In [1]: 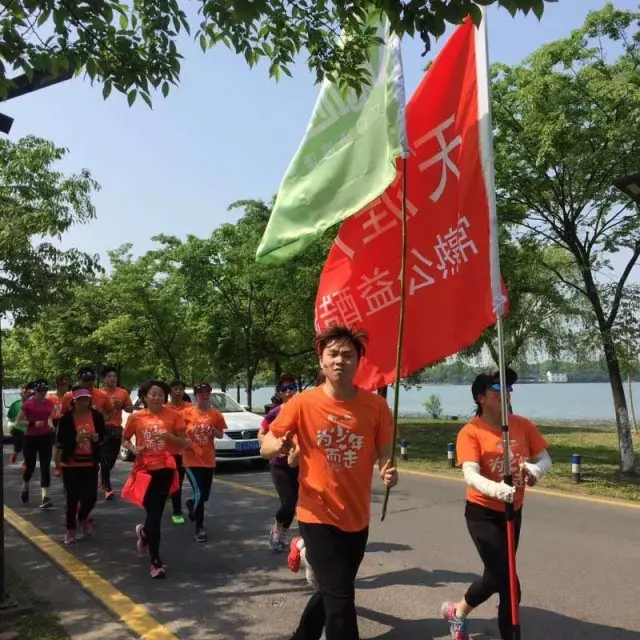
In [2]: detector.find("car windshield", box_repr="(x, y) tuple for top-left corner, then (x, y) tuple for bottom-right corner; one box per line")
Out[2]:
(210, 392), (244, 413)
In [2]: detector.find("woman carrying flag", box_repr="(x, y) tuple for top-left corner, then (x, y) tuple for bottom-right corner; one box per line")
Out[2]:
(441, 368), (552, 640)
(182, 381), (227, 542)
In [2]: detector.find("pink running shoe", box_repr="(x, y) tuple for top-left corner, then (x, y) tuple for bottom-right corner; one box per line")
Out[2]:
(441, 602), (469, 640)
(80, 519), (94, 538)
(149, 561), (166, 579)
(64, 529), (76, 546)
(135, 524), (148, 554)
(288, 536), (302, 573)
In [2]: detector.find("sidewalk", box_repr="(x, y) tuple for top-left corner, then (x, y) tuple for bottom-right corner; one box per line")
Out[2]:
(4, 525), (135, 640)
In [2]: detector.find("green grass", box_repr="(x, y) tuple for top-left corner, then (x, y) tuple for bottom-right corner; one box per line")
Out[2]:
(395, 418), (640, 502)
(1, 567), (69, 640)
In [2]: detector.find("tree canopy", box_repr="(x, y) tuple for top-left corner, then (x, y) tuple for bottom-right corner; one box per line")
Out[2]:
(0, 0), (557, 103)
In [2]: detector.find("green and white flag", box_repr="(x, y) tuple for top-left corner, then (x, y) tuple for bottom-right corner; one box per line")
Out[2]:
(256, 13), (407, 264)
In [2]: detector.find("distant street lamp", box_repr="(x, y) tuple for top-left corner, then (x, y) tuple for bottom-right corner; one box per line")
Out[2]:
(613, 172), (640, 204)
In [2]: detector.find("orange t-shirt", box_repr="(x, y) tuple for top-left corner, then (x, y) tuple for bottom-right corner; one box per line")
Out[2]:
(103, 387), (133, 427)
(182, 405), (227, 468)
(270, 386), (393, 532)
(47, 393), (64, 420)
(61, 388), (112, 416)
(61, 411), (96, 468)
(456, 414), (549, 512)
(123, 408), (186, 470)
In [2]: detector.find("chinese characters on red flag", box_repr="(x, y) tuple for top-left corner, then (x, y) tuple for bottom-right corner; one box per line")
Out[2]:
(314, 19), (508, 391)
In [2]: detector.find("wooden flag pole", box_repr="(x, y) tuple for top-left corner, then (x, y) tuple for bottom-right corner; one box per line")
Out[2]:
(380, 157), (408, 522)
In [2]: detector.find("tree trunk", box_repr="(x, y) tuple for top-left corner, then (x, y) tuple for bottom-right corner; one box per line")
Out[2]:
(628, 373), (638, 434)
(220, 381), (227, 393)
(246, 372), (254, 411)
(236, 384), (241, 403)
(274, 360), (282, 385)
(377, 386), (389, 399)
(603, 346), (635, 473)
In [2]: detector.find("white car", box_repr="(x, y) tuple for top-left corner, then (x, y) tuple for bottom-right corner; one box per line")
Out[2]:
(119, 389), (264, 464)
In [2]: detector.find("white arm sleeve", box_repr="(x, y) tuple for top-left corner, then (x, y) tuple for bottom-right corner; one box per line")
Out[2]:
(523, 449), (552, 480)
(462, 462), (516, 503)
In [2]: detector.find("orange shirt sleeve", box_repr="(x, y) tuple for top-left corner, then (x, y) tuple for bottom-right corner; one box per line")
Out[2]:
(123, 413), (137, 441)
(456, 423), (480, 465)
(215, 410), (227, 431)
(525, 419), (549, 457)
(270, 398), (299, 439)
(172, 412), (186, 434)
(374, 398), (394, 451)
(61, 392), (73, 414)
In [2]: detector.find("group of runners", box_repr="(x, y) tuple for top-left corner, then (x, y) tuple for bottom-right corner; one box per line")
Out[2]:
(8, 323), (553, 640)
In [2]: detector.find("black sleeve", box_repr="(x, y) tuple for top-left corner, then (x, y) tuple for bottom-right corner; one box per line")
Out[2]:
(56, 413), (77, 462)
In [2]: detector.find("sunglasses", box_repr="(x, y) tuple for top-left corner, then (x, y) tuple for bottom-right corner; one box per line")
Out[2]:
(490, 383), (513, 393)
(280, 384), (297, 393)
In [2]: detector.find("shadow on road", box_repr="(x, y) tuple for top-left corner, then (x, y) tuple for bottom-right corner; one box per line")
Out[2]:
(358, 567), (477, 590)
(365, 542), (413, 553)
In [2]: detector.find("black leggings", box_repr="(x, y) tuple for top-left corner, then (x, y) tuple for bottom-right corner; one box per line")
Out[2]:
(11, 429), (24, 455)
(271, 464), (299, 529)
(170, 454), (185, 515)
(142, 468), (174, 563)
(293, 522), (369, 640)
(464, 502), (523, 640)
(62, 465), (98, 530)
(23, 432), (54, 487)
(99, 429), (122, 491)
(185, 467), (214, 528)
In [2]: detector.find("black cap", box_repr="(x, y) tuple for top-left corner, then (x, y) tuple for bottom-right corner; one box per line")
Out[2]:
(77, 365), (95, 379)
(194, 381), (212, 393)
(471, 367), (518, 402)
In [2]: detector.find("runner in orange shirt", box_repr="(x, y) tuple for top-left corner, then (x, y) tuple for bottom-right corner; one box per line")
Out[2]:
(441, 368), (552, 640)
(261, 324), (398, 640)
(61, 366), (115, 419)
(182, 381), (227, 542)
(166, 379), (191, 524)
(122, 380), (190, 579)
(100, 366), (134, 499)
(48, 375), (71, 478)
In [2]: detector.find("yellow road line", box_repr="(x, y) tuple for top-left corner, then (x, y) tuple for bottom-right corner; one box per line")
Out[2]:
(217, 469), (640, 511)
(398, 467), (640, 510)
(4, 507), (178, 640)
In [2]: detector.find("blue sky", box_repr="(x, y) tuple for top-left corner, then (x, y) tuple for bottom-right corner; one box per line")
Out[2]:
(6, 0), (636, 274)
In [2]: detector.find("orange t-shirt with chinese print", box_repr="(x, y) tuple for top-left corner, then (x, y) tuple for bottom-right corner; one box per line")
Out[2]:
(123, 408), (185, 470)
(456, 414), (549, 512)
(270, 385), (393, 532)
(103, 387), (133, 427)
(182, 406), (227, 468)
(47, 393), (64, 421)
(61, 411), (96, 468)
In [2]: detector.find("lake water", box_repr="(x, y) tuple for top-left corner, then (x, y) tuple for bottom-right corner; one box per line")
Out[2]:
(3, 382), (635, 424)
(239, 382), (639, 423)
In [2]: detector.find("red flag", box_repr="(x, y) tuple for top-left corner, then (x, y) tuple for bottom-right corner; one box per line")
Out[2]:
(314, 19), (507, 391)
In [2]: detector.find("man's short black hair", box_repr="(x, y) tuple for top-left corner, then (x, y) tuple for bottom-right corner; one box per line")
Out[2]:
(77, 365), (96, 379)
(102, 365), (118, 377)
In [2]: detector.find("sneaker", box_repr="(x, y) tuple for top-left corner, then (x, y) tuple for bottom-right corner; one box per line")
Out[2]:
(301, 547), (317, 588)
(278, 528), (289, 552)
(20, 487), (29, 504)
(135, 524), (149, 554)
(10, 454), (17, 464)
(39, 497), (53, 509)
(287, 536), (302, 573)
(195, 527), (208, 543)
(105, 490), (115, 501)
(269, 524), (283, 552)
(441, 602), (469, 640)
(54, 468), (62, 478)
(185, 498), (195, 522)
(80, 519), (94, 538)
(172, 513), (185, 525)
(149, 560), (166, 579)
(20, 463), (26, 471)
(64, 529), (76, 545)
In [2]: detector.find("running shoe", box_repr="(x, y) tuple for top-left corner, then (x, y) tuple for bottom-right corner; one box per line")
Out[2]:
(185, 498), (195, 522)
(300, 547), (317, 589)
(171, 513), (185, 525)
(195, 527), (208, 543)
(269, 524), (282, 552)
(80, 519), (94, 538)
(20, 463), (26, 471)
(54, 468), (62, 478)
(20, 487), (29, 504)
(287, 536), (302, 573)
(105, 490), (115, 501)
(149, 560), (166, 579)
(441, 602), (469, 640)
(9, 454), (17, 464)
(39, 497), (53, 509)
(278, 528), (290, 552)
(64, 529), (76, 545)
(135, 524), (149, 554)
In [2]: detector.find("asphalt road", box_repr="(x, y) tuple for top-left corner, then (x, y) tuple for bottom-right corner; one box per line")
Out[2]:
(4, 456), (640, 640)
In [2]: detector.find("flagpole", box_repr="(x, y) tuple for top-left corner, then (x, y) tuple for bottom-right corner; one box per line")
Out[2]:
(477, 6), (521, 638)
(380, 157), (407, 522)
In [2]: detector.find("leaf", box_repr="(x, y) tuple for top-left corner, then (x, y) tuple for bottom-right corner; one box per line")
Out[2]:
(161, 81), (169, 97)
(127, 89), (136, 106)
(120, 13), (128, 29)
(102, 82), (112, 99)
(199, 33), (207, 52)
(141, 92), (153, 109)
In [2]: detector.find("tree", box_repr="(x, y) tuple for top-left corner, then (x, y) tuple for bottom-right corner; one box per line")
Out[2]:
(0, 1), (557, 103)
(491, 3), (640, 472)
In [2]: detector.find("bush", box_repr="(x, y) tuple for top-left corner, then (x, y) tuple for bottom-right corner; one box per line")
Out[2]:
(423, 394), (443, 419)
